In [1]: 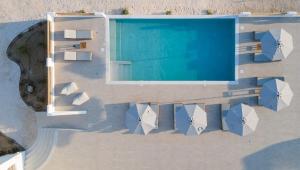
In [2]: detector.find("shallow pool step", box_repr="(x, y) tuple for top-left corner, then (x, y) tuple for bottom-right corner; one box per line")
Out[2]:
(119, 64), (132, 80)
(111, 60), (132, 65)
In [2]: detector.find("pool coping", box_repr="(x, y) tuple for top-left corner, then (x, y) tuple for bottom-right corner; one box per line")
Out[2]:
(105, 15), (239, 85)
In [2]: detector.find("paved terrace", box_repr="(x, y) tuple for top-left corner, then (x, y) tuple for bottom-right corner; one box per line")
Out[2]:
(38, 16), (300, 170)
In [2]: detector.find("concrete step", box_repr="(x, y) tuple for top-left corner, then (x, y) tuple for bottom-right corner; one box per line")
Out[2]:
(24, 128), (57, 170)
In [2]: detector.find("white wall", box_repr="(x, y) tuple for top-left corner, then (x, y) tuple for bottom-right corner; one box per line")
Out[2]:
(0, 152), (24, 170)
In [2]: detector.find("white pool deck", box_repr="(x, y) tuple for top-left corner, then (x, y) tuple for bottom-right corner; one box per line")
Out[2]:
(38, 15), (300, 170)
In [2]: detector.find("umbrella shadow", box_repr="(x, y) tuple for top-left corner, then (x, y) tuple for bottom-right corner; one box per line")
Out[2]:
(91, 103), (129, 133)
(227, 77), (257, 91)
(238, 53), (254, 65)
(239, 31), (255, 43)
(152, 104), (175, 133)
(229, 96), (259, 106)
(203, 104), (222, 132)
(243, 138), (300, 170)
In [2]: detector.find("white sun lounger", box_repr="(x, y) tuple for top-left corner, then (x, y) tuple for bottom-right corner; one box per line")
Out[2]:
(72, 92), (90, 105)
(64, 51), (92, 61)
(64, 29), (93, 39)
(60, 82), (78, 95)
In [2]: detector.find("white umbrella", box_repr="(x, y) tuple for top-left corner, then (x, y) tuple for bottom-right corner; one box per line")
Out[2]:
(225, 103), (259, 136)
(260, 28), (293, 61)
(175, 104), (207, 136)
(260, 79), (293, 111)
(125, 103), (157, 135)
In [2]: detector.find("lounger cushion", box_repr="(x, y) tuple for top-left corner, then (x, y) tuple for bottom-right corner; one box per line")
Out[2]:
(64, 30), (76, 39)
(64, 51), (77, 60)
(60, 82), (78, 95)
(64, 29), (93, 39)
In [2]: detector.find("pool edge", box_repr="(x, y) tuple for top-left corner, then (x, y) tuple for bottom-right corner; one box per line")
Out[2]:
(106, 15), (239, 85)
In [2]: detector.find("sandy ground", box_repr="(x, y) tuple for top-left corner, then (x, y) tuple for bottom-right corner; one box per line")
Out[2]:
(0, 0), (299, 165)
(0, 20), (38, 148)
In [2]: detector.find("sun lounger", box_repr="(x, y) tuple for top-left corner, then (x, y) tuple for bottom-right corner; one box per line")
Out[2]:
(60, 82), (78, 95)
(254, 31), (265, 41)
(64, 29), (93, 39)
(256, 76), (285, 86)
(64, 51), (92, 61)
(150, 104), (159, 129)
(224, 90), (253, 97)
(254, 53), (271, 62)
(76, 51), (92, 61)
(173, 104), (183, 130)
(221, 103), (230, 131)
(64, 51), (76, 60)
(72, 92), (90, 105)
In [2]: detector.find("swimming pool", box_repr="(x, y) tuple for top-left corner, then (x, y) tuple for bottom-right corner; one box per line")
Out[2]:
(108, 17), (237, 83)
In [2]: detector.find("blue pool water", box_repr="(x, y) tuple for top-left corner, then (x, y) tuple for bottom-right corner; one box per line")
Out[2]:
(110, 18), (236, 81)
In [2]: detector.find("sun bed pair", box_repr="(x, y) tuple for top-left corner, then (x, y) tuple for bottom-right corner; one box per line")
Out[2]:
(221, 103), (230, 131)
(60, 82), (90, 106)
(64, 29), (93, 40)
(64, 51), (92, 61)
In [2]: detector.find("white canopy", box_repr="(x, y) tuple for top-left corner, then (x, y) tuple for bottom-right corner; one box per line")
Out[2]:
(125, 103), (158, 135)
(225, 103), (259, 136)
(260, 79), (293, 111)
(175, 104), (207, 136)
(260, 29), (293, 61)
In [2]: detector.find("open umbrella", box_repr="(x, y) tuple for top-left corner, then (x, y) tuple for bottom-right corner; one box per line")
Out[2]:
(125, 103), (157, 135)
(225, 103), (259, 136)
(175, 104), (207, 136)
(260, 28), (293, 61)
(260, 79), (293, 111)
